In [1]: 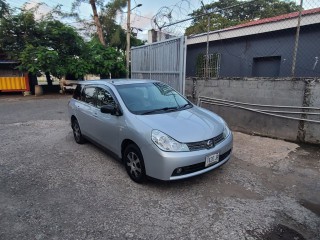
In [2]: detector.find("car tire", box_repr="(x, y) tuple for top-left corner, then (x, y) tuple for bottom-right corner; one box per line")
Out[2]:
(123, 144), (146, 183)
(72, 118), (86, 144)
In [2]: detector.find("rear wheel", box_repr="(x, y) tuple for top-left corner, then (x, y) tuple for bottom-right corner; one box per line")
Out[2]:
(123, 144), (146, 183)
(72, 118), (86, 144)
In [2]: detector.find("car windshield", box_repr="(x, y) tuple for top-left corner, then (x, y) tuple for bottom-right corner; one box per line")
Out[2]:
(116, 82), (192, 115)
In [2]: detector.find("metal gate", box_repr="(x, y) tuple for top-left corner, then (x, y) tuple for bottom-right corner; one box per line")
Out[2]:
(131, 36), (186, 94)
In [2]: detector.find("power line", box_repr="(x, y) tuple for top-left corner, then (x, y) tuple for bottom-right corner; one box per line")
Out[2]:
(160, 0), (256, 29)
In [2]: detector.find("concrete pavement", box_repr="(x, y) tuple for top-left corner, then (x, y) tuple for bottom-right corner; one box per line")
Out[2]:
(0, 94), (319, 239)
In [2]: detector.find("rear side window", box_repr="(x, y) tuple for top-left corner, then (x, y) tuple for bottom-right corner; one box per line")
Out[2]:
(81, 87), (96, 105)
(73, 84), (82, 100)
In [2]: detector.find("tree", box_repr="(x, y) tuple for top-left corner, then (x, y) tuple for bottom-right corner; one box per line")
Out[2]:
(99, 0), (126, 48)
(0, 0), (10, 19)
(72, 0), (127, 46)
(0, 9), (91, 83)
(87, 38), (126, 78)
(0, 11), (39, 59)
(16, 19), (90, 83)
(72, 0), (144, 49)
(72, 0), (109, 46)
(99, 1), (144, 50)
(89, 0), (106, 46)
(185, 0), (300, 35)
(0, 2), (131, 82)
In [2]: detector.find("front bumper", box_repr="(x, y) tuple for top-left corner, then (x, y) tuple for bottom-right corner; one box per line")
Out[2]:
(141, 132), (233, 181)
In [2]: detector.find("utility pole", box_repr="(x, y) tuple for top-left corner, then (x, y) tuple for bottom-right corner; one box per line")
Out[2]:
(126, 0), (131, 78)
(291, 0), (304, 78)
(205, 15), (210, 80)
(201, 1), (210, 80)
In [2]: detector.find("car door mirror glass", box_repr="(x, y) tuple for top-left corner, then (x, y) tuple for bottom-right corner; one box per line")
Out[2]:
(101, 105), (116, 114)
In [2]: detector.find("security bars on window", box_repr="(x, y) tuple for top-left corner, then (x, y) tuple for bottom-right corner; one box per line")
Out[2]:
(196, 53), (221, 79)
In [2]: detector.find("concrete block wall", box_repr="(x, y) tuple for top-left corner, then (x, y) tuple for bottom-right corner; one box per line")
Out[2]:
(185, 78), (320, 144)
(306, 80), (320, 143)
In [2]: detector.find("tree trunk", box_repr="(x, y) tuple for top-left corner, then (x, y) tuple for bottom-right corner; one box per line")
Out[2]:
(90, 0), (106, 46)
(45, 72), (52, 86)
(28, 73), (38, 95)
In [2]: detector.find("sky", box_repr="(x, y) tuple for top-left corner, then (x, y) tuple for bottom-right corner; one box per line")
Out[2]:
(7, 0), (312, 40)
(8, 0), (205, 40)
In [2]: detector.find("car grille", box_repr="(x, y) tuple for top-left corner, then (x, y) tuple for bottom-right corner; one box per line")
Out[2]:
(186, 133), (224, 151)
(172, 149), (232, 177)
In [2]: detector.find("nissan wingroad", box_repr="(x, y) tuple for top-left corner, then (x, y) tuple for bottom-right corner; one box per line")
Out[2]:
(68, 79), (233, 183)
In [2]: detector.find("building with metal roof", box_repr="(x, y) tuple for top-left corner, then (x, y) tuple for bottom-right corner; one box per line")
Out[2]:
(186, 8), (320, 78)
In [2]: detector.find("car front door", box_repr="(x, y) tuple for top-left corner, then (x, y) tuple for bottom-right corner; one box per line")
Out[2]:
(92, 86), (121, 153)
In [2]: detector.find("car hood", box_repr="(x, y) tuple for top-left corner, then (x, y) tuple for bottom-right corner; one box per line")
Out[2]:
(135, 107), (224, 143)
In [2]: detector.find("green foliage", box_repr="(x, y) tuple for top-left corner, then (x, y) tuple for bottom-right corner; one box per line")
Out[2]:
(185, 0), (300, 35)
(100, 16), (144, 49)
(71, 0), (144, 50)
(87, 38), (126, 77)
(103, 0), (127, 19)
(99, 0), (145, 50)
(0, 1), (135, 80)
(0, 11), (39, 58)
(0, 0), (10, 19)
(66, 57), (92, 79)
(0, 11), (89, 79)
(18, 45), (61, 75)
(38, 20), (86, 58)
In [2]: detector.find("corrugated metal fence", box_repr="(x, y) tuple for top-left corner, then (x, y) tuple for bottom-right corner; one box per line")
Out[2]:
(0, 76), (29, 92)
(131, 36), (186, 94)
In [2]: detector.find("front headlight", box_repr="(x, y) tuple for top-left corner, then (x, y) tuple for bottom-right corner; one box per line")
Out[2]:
(151, 130), (189, 152)
(223, 125), (231, 139)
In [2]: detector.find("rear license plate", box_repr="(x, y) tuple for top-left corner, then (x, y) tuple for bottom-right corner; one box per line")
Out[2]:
(205, 153), (219, 167)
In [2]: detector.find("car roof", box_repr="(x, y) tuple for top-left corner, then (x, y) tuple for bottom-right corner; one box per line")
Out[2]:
(78, 79), (159, 86)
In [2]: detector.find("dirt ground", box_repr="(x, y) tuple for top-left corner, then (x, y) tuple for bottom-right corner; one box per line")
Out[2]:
(0, 94), (319, 240)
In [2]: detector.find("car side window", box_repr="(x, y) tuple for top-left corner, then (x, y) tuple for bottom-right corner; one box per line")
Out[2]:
(73, 84), (82, 100)
(82, 87), (95, 106)
(96, 87), (116, 109)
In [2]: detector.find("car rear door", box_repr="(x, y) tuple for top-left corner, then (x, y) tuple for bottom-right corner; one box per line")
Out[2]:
(75, 86), (97, 140)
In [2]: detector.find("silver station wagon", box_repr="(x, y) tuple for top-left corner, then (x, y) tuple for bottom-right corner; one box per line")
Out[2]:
(68, 79), (233, 183)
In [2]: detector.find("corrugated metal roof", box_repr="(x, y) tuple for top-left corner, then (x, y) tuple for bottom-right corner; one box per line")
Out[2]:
(187, 7), (320, 45)
(0, 60), (19, 64)
(227, 7), (320, 31)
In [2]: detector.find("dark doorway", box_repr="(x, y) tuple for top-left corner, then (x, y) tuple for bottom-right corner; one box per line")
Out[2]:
(252, 56), (281, 77)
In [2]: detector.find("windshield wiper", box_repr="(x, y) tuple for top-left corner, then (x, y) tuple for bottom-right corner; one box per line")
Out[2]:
(178, 103), (193, 109)
(142, 107), (178, 115)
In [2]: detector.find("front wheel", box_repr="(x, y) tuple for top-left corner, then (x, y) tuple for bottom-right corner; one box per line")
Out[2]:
(123, 144), (146, 183)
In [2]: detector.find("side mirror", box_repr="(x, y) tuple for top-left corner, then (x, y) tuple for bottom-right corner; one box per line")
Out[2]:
(100, 104), (122, 116)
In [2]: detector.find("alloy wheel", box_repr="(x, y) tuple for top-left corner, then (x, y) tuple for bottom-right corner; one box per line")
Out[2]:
(126, 151), (142, 178)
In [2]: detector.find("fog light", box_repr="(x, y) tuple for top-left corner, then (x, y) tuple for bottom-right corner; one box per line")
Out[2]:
(176, 168), (183, 174)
